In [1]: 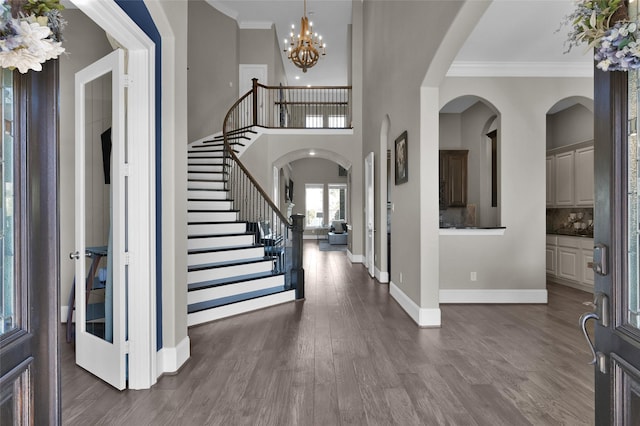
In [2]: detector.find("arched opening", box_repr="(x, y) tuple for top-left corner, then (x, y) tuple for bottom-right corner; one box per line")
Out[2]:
(439, 95), (500, 228)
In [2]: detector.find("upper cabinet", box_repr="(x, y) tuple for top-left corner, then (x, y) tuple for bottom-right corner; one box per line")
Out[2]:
(574, 146), (595, 206)
(555, 151), (575, 206)
(547, 142), (594, 208)
(440, 150), (468, 208)
(546, 155), (555, 207)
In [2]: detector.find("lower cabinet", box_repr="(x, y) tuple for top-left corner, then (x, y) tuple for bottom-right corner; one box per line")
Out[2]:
(546, 235), (594, 292)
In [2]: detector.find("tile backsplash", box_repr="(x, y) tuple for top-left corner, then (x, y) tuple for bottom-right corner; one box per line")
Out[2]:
(546, 207), (594, 235)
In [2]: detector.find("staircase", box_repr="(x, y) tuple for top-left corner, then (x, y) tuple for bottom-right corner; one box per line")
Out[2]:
(186, 132), (295, 327)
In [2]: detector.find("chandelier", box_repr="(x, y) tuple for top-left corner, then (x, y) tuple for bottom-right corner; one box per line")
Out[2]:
(283, 0), (326, 73)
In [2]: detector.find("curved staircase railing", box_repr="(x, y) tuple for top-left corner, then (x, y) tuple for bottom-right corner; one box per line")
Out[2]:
(222, 79), (352, 300)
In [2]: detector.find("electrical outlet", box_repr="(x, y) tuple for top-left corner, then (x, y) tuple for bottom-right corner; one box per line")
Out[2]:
(470, 271), (477, 281)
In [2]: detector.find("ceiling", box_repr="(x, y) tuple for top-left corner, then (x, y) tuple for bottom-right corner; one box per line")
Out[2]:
(210, 0), (592, 87)
(208, 0), (352, 87)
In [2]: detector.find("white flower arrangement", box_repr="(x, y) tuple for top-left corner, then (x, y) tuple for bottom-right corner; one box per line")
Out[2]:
(562, 0), (640, 71)
(0, 0), (65, 74)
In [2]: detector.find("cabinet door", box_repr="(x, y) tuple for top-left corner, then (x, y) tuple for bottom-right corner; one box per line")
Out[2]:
(555, 151), (575, 206)
(439, 150), (468, 208)
(546, 245), (557, 276)
(558, 246), (580, 281)
(582, 248), (594, 286)
(575, 146), (594, 206)
(546, 155), (555, 207)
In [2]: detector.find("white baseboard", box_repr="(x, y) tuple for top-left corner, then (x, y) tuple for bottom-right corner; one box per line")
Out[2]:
(439, 289), (548, 304)
(375, 267), (389, 283)
(389, 281), (441, 327)
(348, 250), (364, 263)
(156, 335), (191, 377)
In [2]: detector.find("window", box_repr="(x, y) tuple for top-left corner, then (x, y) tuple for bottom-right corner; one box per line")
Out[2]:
(1, 68), (15, 336)
(305, 115), (323, 128)
(328, 184), (347, 221)
(328, 115), (346, 128)
(305, 184), (324, 227)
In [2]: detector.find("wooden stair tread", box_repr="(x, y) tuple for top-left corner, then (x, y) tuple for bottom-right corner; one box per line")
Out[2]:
(188, 270), (284, 292)
(187, 286), (288, 314)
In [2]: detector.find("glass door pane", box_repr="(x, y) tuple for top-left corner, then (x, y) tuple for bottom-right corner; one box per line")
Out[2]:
(0, 68), (15, 336)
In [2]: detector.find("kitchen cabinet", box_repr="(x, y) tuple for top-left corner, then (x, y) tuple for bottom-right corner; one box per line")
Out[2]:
(554, 151), (575, 206)
(546, 155), (555, 207)
(546, 235), (594, 292)
(574, 146), (595, 206)
(546, 142), (594, 208)
(439, 150), (468, 208)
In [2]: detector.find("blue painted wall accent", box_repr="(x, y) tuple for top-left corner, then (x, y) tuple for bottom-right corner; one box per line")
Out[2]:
(115, 0), (163, 351)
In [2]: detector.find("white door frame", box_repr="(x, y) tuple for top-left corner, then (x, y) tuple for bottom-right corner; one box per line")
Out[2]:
(365, 152), (375, 277)
(72, 0), (156, 389)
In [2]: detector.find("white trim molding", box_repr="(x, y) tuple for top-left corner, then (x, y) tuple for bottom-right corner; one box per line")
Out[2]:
(447, 61), (594, 78)
(390, 281), (441, 328)
(376, 267), (389, 283)
(439, 289), (548, 304)
(439, 227), (506, 236)
(348, 250), (363, 263)
(238, 20), (273, 30)
(156, 336), (190, 377)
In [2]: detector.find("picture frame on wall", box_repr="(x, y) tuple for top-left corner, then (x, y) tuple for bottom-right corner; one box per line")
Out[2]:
(395, 130), (408, 185)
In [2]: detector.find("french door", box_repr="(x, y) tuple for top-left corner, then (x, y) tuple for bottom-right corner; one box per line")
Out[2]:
(365, 152), (375, 277)
(583, 63), (640, 423)
(72, 49), (127, 390)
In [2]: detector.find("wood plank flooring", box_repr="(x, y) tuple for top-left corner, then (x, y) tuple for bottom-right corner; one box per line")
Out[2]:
(61, 240), (594, 425)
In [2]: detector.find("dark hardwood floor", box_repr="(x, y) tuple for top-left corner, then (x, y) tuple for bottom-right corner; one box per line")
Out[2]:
(61, 240), (594, 425)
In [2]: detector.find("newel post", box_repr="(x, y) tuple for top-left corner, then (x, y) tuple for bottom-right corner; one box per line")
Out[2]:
(252, 78), (258, 127)
(290, 214), (305, 300)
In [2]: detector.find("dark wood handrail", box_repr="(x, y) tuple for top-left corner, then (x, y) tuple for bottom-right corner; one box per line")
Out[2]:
(222, 90), (291, 227)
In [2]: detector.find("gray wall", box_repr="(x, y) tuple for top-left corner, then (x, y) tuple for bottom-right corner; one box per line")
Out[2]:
(59, 9), (114, 320)
(546, 104), (593, 149)
(362, 0), (464, 305)
(188, 1), (239, 141)
(239, 27), (287, 86)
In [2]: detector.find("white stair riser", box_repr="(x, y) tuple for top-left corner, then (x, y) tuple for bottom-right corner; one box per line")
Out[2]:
(187, 190), (229, 200)
(188, 164), (225, 173)
(188, 247), (264, 266)
(188, 172), (225, 181)
(188, 223), (246, 235)
(189, 157), (225, 165)
(188, 234), (254, 250)
(188, 275), (285, 305)
(187, 290), (295, 327)
(188, 211), (238, 223)
(188, 260), (273, 284)
(188, 151), (224, 158)
(188, 181), (225, 190)
(188, 200), (232, 210)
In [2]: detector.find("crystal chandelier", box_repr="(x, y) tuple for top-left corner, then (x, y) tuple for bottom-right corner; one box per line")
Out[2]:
(283, 0), (326, 73)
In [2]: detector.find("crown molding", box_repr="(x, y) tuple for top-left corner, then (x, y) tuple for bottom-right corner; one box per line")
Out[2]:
(447, 61), (594, 78)
(205, 0), (238, 20)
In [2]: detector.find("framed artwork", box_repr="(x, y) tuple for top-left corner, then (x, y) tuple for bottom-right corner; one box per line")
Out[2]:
(395, 130), (408, 185)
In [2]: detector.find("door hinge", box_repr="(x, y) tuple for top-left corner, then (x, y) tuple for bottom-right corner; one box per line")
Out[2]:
(123, 74), (131, 88)
(124, 341), (130, 354)
(124, 252), (130, 265)
(122, 164), (130, 177)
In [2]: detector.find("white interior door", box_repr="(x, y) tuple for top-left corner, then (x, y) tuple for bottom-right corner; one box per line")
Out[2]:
(73, 49), (127, 390)
(365, 152), (375, 277)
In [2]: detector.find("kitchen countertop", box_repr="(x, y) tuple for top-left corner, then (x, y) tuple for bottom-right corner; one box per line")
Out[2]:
(439, 226), (506, 236)
(547, 230), (593, 238)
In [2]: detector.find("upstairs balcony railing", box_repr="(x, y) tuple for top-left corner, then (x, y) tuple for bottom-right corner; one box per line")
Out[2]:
(226, 78), (353, 132)
(221, 80), (351, 299)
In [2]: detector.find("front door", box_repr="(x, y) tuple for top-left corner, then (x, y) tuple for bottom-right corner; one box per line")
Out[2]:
(72, 50), (127, 390)
(583, 66), (640, 423)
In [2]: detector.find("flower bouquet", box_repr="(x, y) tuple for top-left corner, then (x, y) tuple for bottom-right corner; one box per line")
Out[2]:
(0, 0), (65, 74)
(563, 0), (640, 71)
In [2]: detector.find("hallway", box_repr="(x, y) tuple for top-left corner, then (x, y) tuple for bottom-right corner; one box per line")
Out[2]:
(62, 240), (594, 425)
